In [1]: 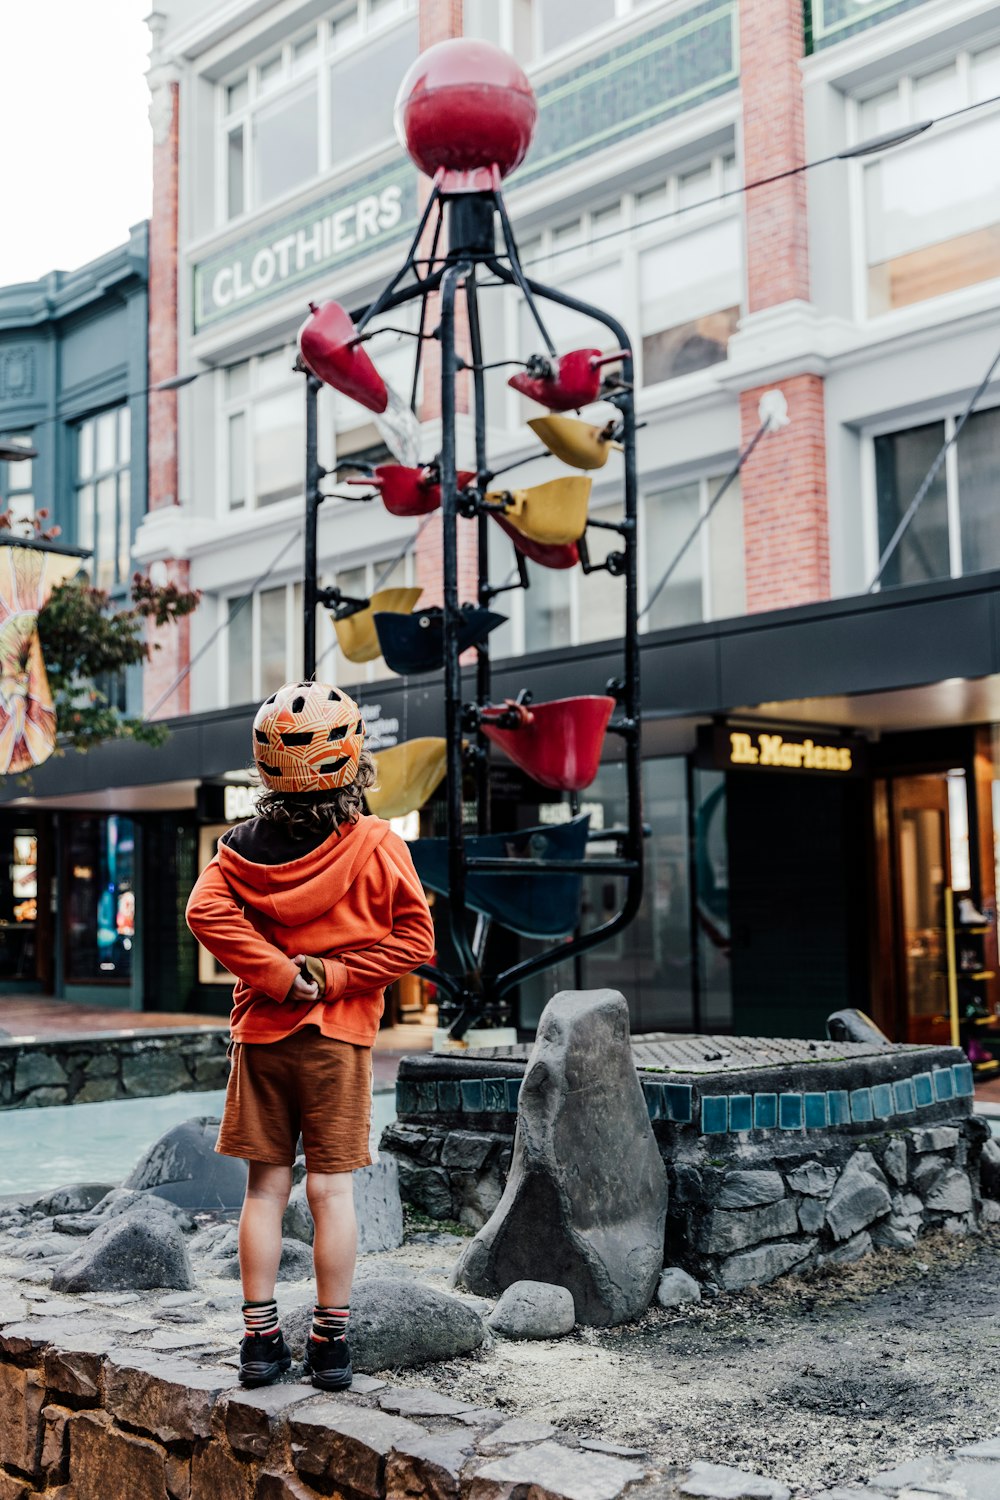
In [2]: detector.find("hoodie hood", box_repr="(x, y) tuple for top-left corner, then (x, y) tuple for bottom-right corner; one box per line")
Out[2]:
(218, 814), (391, 925)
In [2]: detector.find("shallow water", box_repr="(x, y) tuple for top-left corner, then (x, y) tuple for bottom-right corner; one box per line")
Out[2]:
(0, 1088), (397, 1196)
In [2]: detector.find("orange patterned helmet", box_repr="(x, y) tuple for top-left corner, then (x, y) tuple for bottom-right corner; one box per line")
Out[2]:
(252, 681), (365, 792)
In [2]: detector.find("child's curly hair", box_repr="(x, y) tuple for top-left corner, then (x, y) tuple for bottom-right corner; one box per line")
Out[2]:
(254, 749), (379, 840)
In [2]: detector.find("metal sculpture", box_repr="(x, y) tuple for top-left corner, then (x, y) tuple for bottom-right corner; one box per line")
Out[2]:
(301, 39), (642, 1039)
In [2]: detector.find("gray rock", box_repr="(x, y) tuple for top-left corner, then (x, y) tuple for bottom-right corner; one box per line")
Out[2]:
(75, 1079), (120, 1104)
(924, 1169), (974, 1215)
(700, 1200), (798, 1255)
(356, 1156), (404, 1254)
(882, 1139), (907, 1186)
(282, 1160), (403, 1255)
(52, 1210), (194, 1293)
(785, 1162), (836, 1198)
(455, 990), (668, 1327)
(122, 1118), (248, 1210)
(219, 1237), (312, 1282)
(284, 1277), (484, 1372)
(120, 1047), (193, 1097)
(798, 1199), (825, 1233)
(83, 1054), (119, 1078)
(479, 1418), (559, 1448)
(717, 1240), (815, 1292)
(871, 1222), (916, 1250)
(911, 1127), (959, 1154)
(397, 1160), (454, 1219)
(35, 1183), (114, 1217)
(14, 1052), (67, 1094)
(97, 1189), (194, 1230)
(911, 1155), (948, 1195)
(982, 1198), (1000, 1225)
(825, 1152), (892, 1241)
(487, 1280), (576, 1340)
(681, 1460), (791, 1500)
(377, 1388), (477, 1417)
(892, 1191), (922, 1219)
(717, 1172), (784, 1209)
(980, 1138), (1000, 1200)
(22, 1087), (67, 1108)
(441, 1131), (496, 1172)
(656, 1267), (701, 1308)
(471, 1440), (643, 1500)
(453, 1164), (506, 1230)
(819, 1231), (872, 1266)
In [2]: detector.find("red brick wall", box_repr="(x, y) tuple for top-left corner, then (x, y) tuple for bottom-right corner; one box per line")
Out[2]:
(420, 0), (462, 47)
(144, 79), (190, 718)
(738, 0), (809, 312)
(740, 375), (829, 612)
(737, 0), (829, 610)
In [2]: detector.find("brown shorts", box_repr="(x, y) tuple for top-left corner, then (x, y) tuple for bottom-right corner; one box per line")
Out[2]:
(216, 1027), (373, 1174)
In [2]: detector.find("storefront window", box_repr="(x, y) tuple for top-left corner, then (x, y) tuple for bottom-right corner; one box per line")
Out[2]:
(222, 348), (304, 512)
(859, 52), (1000, 315)
(65, 816), (135, 984)
(0, 824), (41, 982)
(640, 219), (741, 383)
(643, 474), (745, 629)
(874, 407), (1000, 588)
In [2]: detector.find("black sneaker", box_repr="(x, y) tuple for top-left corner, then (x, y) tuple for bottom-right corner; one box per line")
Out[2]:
(304, 1333), (353, 1391)
(239, 1329), (292, 1387)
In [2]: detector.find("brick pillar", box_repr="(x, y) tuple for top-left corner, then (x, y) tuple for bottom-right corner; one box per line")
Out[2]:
(144, 71), (190, 717)
(414, 0), (477, 608)
(737, 0), (829, 612)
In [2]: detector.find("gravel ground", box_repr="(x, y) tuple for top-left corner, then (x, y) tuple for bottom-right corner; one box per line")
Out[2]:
(388, 1225), (1000, 1494)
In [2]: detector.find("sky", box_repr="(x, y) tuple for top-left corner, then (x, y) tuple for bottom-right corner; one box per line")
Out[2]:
(0, 0), (153, 285)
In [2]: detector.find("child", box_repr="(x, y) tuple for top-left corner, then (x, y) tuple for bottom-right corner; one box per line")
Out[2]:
(186, 680), (435, 1389)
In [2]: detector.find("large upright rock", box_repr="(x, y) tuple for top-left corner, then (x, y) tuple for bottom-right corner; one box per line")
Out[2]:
(123, 1118), (248, 1211)
(454, 989), (667, 1326)
(52, 1208), (194, 1293)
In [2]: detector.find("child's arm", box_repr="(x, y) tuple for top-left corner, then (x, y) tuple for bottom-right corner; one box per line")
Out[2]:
(299, 847), (435, 1001)
(186, 858), (302, 1002)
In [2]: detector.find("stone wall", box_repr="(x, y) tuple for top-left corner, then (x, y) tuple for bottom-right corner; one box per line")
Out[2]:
(0, 1316), (652, 1500)
(383, 1043), (1000, 1286)
(0, 1030), (230, 1110)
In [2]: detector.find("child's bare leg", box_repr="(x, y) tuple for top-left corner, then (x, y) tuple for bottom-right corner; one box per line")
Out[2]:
(307, 1171), (357, 1307)
(239, 1161), (293, 1301)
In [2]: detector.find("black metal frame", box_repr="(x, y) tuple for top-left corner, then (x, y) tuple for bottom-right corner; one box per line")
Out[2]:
(303, 180), (643, 1039)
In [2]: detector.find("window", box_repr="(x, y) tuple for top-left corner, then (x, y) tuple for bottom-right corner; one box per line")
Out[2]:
(316, 551), (415, 685)
(514, 153), (742, 398)
(75, 407), (131, 592)
(856, 48), (1000, 314)
(219, 3), (417, 221)
(487, 474), (744, 658)
(223, 348), (304, 510)
(225, 580), (304, 705)
(465, 0), (639, 64)
(873, 406), (1000, 588)
(0, 435), (34, 528)
(644, 474), (745, 629)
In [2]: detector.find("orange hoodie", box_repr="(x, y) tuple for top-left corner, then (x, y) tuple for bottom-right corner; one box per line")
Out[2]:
(185, 815), (435, 1046)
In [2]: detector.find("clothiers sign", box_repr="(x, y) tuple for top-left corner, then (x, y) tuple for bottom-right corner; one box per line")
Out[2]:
(192, 159), (419, 332)
(700, 724), (867, 777)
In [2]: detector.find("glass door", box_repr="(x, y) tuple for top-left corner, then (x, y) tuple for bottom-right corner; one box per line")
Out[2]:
(892, 776), (952, 1043)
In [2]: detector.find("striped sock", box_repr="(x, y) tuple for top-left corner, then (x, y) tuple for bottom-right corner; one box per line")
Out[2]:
(310, 1304), (350, 1344)
(243, 1299), (280, 1338)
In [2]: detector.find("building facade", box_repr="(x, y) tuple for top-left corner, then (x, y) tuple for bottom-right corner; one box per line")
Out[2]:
(0, 229), (149, 1005)
(6, 0), (1000, 1044)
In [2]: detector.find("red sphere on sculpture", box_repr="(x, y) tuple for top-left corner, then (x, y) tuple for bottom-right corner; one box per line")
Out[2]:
(394, 39), (537, 182)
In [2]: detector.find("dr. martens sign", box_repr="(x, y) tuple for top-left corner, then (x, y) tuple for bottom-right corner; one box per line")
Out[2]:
(699, 723), (866, 777)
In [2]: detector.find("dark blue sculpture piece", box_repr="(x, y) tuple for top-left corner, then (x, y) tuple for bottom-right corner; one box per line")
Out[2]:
(410, 814), (591, 938)
(375, 605), (507, 676)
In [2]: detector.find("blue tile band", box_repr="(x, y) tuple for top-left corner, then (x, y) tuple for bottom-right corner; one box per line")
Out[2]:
(804, 1092), (829, 1129)
(666, 1082), (694, 1123)
(415, 1082), (439, 1114)
(850, 1087), (874, 1123)
(754, 1092), (778, 1129)
(913, 1072), (934, 1108)
(933, 1067), (955, 1102)
(644, 1082), (664, 1121)
(459, 1079), (485, 1113)
(729, 1094), (753, 1132)
(437, 1080), (461, 1112)
(505, 1078), (521, 1112)
(482, 1079), (507, 1112)
(827, 1089), (851, 1126)
(778, 1093), (804, 1130)
(701, 1095), (729, 1134)
(396, 1080), (418, 1115)
(892, 1078), (915, 1115)
(952, 1061), (974, 1098)
(872, 1083), (894, 1120)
